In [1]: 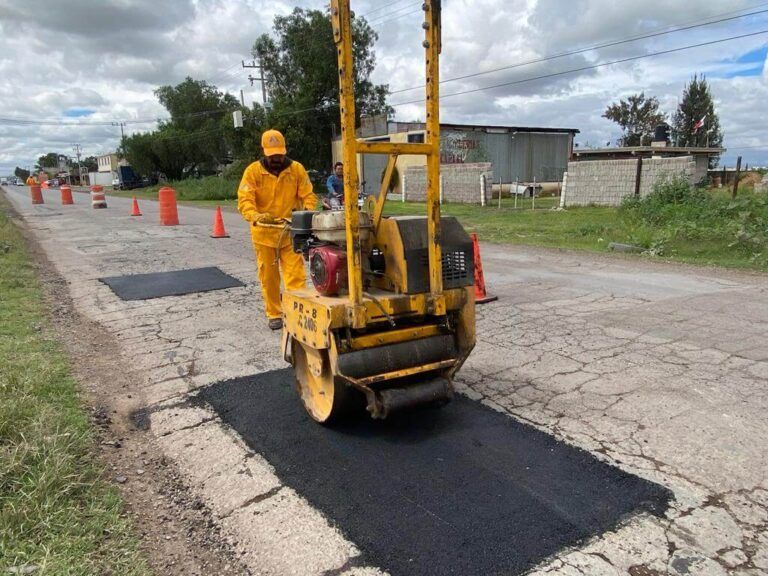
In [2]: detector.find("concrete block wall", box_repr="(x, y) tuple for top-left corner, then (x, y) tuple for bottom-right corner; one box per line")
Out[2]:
(404, 162), (493, 204)
(755, 174), (768, 194)
(563, 156), (697, 207)
(561, 159), (637, 206)
(638, 156), (696, 197)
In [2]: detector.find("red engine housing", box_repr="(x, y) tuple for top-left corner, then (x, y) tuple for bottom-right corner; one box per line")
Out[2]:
(309, 245), (348, 296)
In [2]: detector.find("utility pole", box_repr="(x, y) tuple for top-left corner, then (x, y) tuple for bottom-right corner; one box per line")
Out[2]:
(111, 121), (126, 150)
(72, 144), (83, 186)
(243, 59), (267, 105)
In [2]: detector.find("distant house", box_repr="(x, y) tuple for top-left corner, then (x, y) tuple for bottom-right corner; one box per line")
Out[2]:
(91, 153), (120, 186)
(97, 153), (118, 174)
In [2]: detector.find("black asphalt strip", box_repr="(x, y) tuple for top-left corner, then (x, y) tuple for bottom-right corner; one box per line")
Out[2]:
(195, 370), (672, 576)
(99, 266), (244, 300)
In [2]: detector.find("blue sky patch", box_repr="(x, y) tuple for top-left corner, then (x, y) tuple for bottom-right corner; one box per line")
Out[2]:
(63, 108), (95, 117)
(715, 46), (767, 78)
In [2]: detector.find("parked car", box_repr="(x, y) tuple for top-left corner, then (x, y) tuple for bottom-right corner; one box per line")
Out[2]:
(44, 178), (59, 187)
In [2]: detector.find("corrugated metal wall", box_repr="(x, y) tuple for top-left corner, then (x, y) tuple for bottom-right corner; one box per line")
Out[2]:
(354, 127), (573, 190)
(441, 128), (571, 183)
(361, 137), (391, 196)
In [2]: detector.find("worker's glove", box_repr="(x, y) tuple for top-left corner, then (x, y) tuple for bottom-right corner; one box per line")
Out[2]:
(253, 213), (277, 225)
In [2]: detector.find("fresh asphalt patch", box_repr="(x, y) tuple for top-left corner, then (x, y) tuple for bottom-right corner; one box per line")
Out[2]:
(99, 266), (244, 300)
(196, 370), (672, 576)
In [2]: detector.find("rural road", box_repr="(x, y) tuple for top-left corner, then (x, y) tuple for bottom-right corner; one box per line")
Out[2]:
(3, 185), (768, 576)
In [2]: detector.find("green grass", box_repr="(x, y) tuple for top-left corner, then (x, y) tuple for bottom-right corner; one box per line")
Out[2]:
(383, 196), (615, 248)
(382, 182), (768, 271)
(0, 200), (151, 575)
(111, 175), (238, 208)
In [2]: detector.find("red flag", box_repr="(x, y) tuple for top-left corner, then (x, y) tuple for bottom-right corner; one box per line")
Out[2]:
(693, 115), (706, 133)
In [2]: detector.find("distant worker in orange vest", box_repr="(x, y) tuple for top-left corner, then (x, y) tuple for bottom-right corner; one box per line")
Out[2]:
(237, 129), (316, 330)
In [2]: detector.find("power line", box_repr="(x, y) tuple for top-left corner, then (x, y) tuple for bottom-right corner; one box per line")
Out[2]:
(389, 28), (768, 107)
(0, 108), (231, 127)
(367, 2), (421, 25)
(370, 7), (423, 28)
(206, 60), (246, 86)
(359, 0), (414, 18)
(0, 100), (330, 130)
(389, 4), (768, 95)
(0, 117), (117, 126)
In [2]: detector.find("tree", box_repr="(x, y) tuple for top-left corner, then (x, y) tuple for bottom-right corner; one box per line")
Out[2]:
(672, 74), (722, 167)
(80, 156), (98, 173)
(123, 126), (199, 180)
(253, 8), (391, 170)
(602, 93), (666, 147)
(14, 167), (30, 180)
(155, 77), (241, 171)
(36, 152), (62, 170)
(123, 77), (251, 179)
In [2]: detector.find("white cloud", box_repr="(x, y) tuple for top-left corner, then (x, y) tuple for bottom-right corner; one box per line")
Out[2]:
(1, 0), (767, 174)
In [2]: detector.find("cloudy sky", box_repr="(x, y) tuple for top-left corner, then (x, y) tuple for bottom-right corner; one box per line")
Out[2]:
(0, 0), (766, 176)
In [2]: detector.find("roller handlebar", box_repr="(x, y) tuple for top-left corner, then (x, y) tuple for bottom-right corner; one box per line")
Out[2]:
(253, 217), (291, 229)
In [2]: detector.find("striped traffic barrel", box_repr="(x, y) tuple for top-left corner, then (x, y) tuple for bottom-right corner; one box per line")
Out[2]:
(90, 185), (107, 208)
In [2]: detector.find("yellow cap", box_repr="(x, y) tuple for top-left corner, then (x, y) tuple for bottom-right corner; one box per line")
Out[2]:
(261, 129), (287, 156)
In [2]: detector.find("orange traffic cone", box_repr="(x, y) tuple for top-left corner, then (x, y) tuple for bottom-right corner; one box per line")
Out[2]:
(130, 196), (142, 216)
(471, 233), (497, 304)
(210, 206), (229, 238)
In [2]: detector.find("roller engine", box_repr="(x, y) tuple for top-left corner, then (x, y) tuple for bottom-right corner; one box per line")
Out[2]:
(290, 210), (373, 297)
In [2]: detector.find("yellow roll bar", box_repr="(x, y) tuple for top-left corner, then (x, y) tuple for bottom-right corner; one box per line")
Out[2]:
(330, 0), (444, 325)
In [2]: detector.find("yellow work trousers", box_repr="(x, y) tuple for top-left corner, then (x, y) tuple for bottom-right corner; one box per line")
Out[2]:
(253, 242), (306, 319)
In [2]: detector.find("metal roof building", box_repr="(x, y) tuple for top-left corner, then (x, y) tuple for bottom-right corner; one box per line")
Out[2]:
(332, 119), (579, 193)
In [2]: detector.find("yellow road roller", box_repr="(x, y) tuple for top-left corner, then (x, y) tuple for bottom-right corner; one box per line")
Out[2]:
(280, 0), (476, 422)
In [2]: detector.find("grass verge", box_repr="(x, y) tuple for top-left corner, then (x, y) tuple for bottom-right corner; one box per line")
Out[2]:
(110, 175), (237, 204)
(0, 198), (151, 575)
(382, 182), (768, 271)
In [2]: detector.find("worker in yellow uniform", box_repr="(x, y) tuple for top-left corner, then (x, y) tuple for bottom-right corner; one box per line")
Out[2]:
(25, 175), (37, 186)
(238, 129), (316, 330)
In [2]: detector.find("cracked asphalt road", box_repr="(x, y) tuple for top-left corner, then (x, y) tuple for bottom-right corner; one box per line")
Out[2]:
(4, 186), (768, 576)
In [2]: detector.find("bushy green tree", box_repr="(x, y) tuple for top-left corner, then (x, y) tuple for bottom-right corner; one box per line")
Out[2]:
(672, 74), (723, 167)
(80, 156), (98, 173)
(122, 77), (254, 178)
(603, 92), (666, 146)
(14, 167), (30, 180)
(253, 8), (391, 170)
(35, 152), (63, 169)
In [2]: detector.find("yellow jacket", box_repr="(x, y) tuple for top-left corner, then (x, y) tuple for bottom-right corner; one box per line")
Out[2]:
(237, 158), (316, 247)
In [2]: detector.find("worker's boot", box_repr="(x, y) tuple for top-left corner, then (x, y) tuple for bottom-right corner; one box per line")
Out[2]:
(268, 318), (283, 331)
